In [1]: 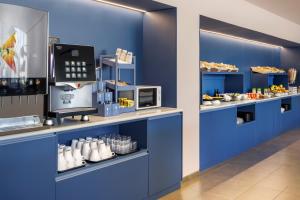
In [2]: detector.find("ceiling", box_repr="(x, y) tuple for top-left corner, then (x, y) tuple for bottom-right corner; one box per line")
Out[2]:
(200, 15), (300, 47)
(245, 0), (300, 25)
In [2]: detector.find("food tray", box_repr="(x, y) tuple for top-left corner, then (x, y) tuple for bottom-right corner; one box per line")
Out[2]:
(58, 162), (86, 173)
(86, 154), (117, 163)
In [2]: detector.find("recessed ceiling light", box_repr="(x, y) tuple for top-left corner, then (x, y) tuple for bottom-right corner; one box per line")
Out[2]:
(200, 29), (282, 48)
(95, 0), (147, 13)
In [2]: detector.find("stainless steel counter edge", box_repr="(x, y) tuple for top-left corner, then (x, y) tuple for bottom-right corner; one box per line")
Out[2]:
(0, 107), (183, 141)
(200, 93), (300, 113)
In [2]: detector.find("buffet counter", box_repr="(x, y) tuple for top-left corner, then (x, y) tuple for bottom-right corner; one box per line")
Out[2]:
(200, 93), (300, 113)
(200, 94), (300, 171)
(0, 107), (181, 141)
(0, 107), (183, 200)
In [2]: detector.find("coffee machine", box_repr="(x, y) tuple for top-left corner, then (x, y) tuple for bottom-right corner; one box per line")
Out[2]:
(45, 44), (97, 125)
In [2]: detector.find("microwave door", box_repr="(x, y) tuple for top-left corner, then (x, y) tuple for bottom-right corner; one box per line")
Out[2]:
(138, 88), (157, 108)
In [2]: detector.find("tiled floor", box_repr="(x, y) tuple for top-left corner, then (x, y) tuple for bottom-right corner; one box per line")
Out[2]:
(161, 129), (300, 200)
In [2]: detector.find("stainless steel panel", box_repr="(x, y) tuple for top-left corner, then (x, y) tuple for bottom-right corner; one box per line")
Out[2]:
(49, 85), (93, 111)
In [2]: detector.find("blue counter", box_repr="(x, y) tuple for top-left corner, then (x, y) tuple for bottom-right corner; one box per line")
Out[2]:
(0, 109), (182, 200)
(200, 95), (300, 171)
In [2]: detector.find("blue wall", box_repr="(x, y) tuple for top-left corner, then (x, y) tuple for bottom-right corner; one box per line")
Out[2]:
(0, 0), (143, 83)
(200, 31), (281, 92)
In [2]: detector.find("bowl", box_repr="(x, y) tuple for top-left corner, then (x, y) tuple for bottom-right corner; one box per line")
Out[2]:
(223, 95), (232, 102)
(203, 101), (213, 106)
(233, 95), (242, 101)
(212, 100), (221, 106)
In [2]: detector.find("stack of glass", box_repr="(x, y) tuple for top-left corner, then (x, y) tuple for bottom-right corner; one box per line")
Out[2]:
(101, 134), (138, 155)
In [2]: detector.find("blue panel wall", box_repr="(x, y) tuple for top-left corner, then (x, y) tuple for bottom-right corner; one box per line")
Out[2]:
(202, 75), (225, 95)
(200, 31), (281, 91)
(142, 9), (177, 107)
(0, 0), (143, 83)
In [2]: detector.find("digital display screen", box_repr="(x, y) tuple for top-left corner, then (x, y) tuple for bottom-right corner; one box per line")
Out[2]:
(0, 3), (48, 79)
(71, 50), (79, 57)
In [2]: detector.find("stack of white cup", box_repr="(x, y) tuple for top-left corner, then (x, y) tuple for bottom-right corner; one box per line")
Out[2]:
(57, 144), (85, 172)
(71, 137), (115, 163)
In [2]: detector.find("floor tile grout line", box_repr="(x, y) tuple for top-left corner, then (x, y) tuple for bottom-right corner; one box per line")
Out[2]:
(272, 186), (288, 200)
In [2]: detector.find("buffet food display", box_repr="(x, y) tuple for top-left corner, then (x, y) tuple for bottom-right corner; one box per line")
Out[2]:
(202, 84), (291, 106)
(200, 61), (239, 72)
(251, 66), (286, 74)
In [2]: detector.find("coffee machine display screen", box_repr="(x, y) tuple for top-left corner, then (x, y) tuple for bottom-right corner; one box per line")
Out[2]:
(71, 50), (79, 57)
(0, 4), (48, 96)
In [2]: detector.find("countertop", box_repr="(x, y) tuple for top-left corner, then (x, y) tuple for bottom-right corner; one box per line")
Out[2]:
(200, 93), (300, 113)
(0, 107), (182, 141)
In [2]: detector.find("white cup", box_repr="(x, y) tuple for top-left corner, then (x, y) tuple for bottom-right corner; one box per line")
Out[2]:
(86, 137), (92, 141)
(98, 142), (106, 153)
(71, 139), (78, 151)
(104, 145), (115, 159)
(100, 144), (115, 159)
(77, 141), (84, 151)
(90, 149), (101, 162)
(73, 148), (82, 160)
(90, 141), (98, 150)
(64, 147), (75, 169)
(75, 159), (84, 167)
(82, 142), (91, 160)
(97, 140), (104, 147)
(58, 152), (67, 171)
(58, 147), (64, 154)
(79, 138), (85, 142)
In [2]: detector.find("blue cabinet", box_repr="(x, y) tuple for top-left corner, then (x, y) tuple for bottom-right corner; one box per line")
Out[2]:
(56, 152), (149, 200)
(255, 100), (281, 144)
(0, 134), (56, 200)
(235, 121), (256, 153)
(147, 113), (182, 198)
(280, 110), (294, 133)
(292, 96), (300, 128)
(200, 97), (300, 171)
(200, 108), (236, 170)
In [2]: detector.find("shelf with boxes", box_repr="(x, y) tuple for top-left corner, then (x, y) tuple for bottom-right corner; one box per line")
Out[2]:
(93, 53), (137, 117)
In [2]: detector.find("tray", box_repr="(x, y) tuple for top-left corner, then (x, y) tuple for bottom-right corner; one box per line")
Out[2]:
(86, 154), (117, 163)
(116, 148), (139, 156)
(58, 162), (86, 173)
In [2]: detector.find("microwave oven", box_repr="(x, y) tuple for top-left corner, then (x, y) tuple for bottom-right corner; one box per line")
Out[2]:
(135, 86), (161, 110)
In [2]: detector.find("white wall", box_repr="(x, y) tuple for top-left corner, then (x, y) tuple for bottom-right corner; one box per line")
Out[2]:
(155, 0), (300, 177)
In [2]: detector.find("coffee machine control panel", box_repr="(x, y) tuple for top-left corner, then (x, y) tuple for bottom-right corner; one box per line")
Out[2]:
(50, 44), (96, 83)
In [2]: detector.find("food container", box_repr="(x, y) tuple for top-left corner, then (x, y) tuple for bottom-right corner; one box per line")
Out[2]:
(212, 100), (221, 106)
(223, 95), (232, 102)
(233, 95), (242, 101)
(203, 101), (213, 106)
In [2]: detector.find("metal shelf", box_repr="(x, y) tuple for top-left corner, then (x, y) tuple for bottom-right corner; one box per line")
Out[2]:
(106, 81), (136, 91)
(102, 58), (135, 69)
(100, 55), (136, 102)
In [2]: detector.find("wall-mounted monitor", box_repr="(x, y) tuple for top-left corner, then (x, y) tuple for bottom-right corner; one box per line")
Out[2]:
(0, 3), (48, 96)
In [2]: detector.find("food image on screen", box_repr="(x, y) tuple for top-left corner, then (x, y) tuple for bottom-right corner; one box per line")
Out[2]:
(0, 3), (48, 96)
(0, 28), (26, 77)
